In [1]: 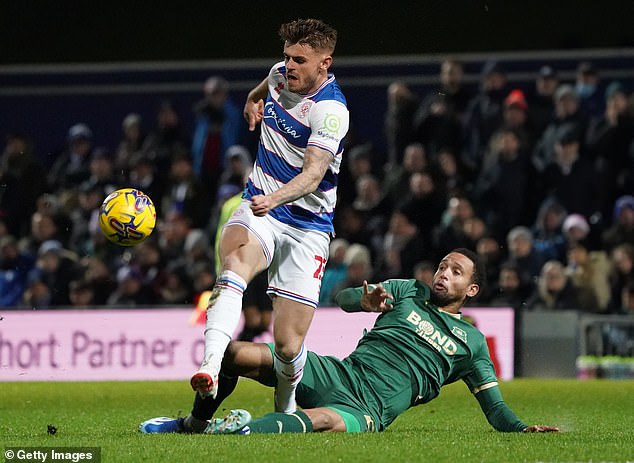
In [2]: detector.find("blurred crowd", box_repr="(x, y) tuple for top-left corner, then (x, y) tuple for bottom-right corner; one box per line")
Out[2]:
(1, 59), (634, 327)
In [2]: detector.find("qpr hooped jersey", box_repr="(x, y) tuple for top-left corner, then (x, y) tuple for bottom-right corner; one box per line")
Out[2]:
(244, 61), (349, 233)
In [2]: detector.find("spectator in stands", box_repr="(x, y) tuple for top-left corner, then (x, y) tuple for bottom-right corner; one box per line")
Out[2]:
(431, 148), (472, 197)
(353, 174), (389, 216)
(146, 100), (191, 185)
(83, 147), (120, 195)
(382, 142), (428, 206)
(191, 76), (245, 202)
(158, 210), (196, 263)
(115, 113), (152, 178)
(462, 60), (508, 177)
(602, 195), (634, 252)
(527, 65), (559, 135)
(586, 82), (634, 215)
(501, 89), (535, 153)
(68, 279), (97, 307)
(384, 81), (418, 166)
(503, 226), (545, 297)
(525, 260), (581, 311)
(562, 213), (592, 248)
(82, 212), (126, 271)
(0, 131), (48, 237)
(19, 209), (63, 256)
(532, 85), (587, 172)
(336, 142), (379, 207)
(128, 155), (164, 214)
(565, 240), (611, 313)
(182, 228), (214, 281)
(461, 216), (489, 250)
(432, 193), (476, 261)
(22, 273), (52, 309)
(0, 235), (35, 307)
(333, 206), (376, 262)
(575, 61), (604, 119)
(489, 261), (529, 309)
(69, 182), (104, 256)
(352, 175), (391, 251)
(26, 239), (79, 307)
(531, 197), (568, 263)
(217, 145), (251, 192)
(132, 238), (167, 301)
(607, 243), (634, 312)
(48, 123), (94, 192)
(162, 152), (209, 229)
(159, 262), (193, 304)
(330, 243), (373, 297)
(374, 210), (428, 281)
(586, 82), (632, 160)
(538, 123), (602, 220)
(412, 92), (463, 160)
(436, 58), (472, 121)
(475, 235), (505, 299)
(473, 127), (538, 242)
(77, 256), (117, 305)
(318, 238), (350, 307)
(107, 265), (156, 307)
(397, 171), (445, 249)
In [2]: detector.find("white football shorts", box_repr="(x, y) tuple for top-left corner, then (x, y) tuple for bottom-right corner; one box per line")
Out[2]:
(225, 200), (330, 308)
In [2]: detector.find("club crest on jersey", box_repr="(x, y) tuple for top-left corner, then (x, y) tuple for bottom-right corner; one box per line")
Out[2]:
(406, 310), (458, 355)
(298, 101), (312, 119)
(452, 326), (467, 343)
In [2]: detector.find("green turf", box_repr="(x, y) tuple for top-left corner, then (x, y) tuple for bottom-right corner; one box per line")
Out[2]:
(2, 379), (633, 462)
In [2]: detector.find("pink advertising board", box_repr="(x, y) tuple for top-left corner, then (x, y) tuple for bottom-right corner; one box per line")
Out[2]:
(0, 306), (514, 381)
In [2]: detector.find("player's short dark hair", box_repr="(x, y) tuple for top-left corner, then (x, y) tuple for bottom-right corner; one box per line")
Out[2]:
(452, 247), (486, 290)
(279, 18), (337, 53)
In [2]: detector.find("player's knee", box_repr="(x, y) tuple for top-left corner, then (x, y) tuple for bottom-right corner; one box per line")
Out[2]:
(304, 409), (345, 432)
(274, 341), (302, 362)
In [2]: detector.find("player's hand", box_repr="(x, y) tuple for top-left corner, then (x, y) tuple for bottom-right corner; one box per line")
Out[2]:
(244, 99), (264, 131)
(522, 425), (560, 433)
(360, 281), (393, 313)
(250, 195), (276, 216)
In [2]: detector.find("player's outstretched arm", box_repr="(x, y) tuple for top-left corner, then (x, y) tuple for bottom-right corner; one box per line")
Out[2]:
(474, 385), (560, 433)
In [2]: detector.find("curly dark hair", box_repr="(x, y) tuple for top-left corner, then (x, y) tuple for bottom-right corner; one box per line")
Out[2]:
(278, 18), (337, 53)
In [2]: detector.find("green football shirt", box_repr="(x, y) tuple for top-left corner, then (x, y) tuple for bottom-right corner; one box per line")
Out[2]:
(335, 279), (527, 432)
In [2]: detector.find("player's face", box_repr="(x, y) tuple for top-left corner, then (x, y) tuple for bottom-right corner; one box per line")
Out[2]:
(431, 252), (479, 308)
(283, 42), (331, 94)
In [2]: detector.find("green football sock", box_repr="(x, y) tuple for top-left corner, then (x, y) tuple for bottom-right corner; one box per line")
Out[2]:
(248, 410), (314, 433)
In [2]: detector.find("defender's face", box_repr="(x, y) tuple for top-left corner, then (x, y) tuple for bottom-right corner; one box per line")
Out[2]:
(283, 42), (330, 94)
(431, 252), (479, 306)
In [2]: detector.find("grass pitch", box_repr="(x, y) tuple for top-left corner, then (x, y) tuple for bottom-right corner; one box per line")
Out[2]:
(2, 379), (633, 463)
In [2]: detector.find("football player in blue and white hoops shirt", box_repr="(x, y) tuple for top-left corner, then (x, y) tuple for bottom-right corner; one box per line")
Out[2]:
(191, 18), (349, 422)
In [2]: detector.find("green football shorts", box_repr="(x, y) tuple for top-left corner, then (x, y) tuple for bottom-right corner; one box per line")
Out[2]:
(265, 343), (378, 432)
